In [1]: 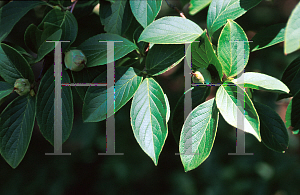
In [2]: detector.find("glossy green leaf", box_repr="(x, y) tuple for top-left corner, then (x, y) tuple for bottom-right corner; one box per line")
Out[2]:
(0, 95), (36, 168)
(100, 0), (133, 35)
(0, 1), (47, 42)
(218, 20), (249, 77)
(133, 26), (148, 55)
(280, 56), (300, 96)
(170, 87), (211, 144)
(130, 0), (162, 28)
(77, 33), (137, 67)
(232, 72), (289, 93)
(24, 24), (42, 54)
(25, 22), (62, 63)
(291, 90), (300, 130)
(254, 101), (289, 153)
(207, 0), (262, 37)
(250, 23), (285, 52)
(36, 23), (62, 63)
(179, 98), (219, 172)
(130, 78), (168, 165)
(37, 9), (78, 52)
(190, 30), (223, 80)
(0, 81), (13, 100)
(138, 16), (203, 44)
(189, 0), (211, 15)
(216, 84), (261, 141)
(284, 2), (300, 54)
(83, 67), (143, 122)
(285, 99), (292, 128)
(36, 65), (73, 146)
(0, 43), (35, 85)
(164, 94), (170, 123)
(146, 44), (185, 76)
(71, 66), (106, 100)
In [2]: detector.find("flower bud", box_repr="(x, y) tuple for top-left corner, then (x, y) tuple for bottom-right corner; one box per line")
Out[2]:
(192, 68), (212, 84)
(64, 49), (87, 71)
(14, 78), (31, 96)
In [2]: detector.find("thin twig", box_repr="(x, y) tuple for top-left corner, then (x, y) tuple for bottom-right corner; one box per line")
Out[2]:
(165, 0), (186, 19)
(70, 0), (78, 13)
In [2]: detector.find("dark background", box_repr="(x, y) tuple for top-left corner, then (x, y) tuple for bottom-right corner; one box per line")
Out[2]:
(0, 0), (300, 194)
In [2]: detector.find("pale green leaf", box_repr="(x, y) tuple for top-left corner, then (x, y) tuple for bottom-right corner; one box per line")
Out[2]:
(232, 72), (289, 93)
(216, 84), (261, 141)
(189, 0), (211, 15)
(207, 0), (262, 37)
(138, 16), (203, 44)
(284, 2), (300, 54)
(130, 78), (168, 165)
(130, 0), (162, 28)
(217, 20), (249, 77)
(170, 86), (211, 144)
(179, 98), (219, 172)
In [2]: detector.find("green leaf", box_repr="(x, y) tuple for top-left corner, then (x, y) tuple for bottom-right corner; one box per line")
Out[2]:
(189, 0), (211, 15)
(77, 33), (137, 67)
(36, 23), (62, 63)
(164, 94), (170, 123)
(133, 26), (148, 55)
(0, 95), (36, 168)
(291, 90), (300, 130)
(179, 98), (219, 172)
(170, 86), (211, 144)
(216, 84), (261, 141)
(0, 81), (13, 100)
(217, 20), (249, 77)
(37, 9), (78, 52)
(0, 1), (47, 42)
(36, 65), (73, 146)
(130, 0), (162, 28)
(25, 22), (62, 63)
(232, 72), (290, 93)
(138, 16), (203, 44)
(250, 23), (285, 52)
(130, 78), (168, 165)
(100, 0), (133, 35)
(0, 43), (35, 85)
(24, 24), (42, 54)
(280, 56), (300, 96)
(190, 30), (223, 80)
(83, 67), (143, 122)
(71, 66), (106, 100)
(254, 101), (289, 153)
(207, 0), (262, 37)
(285, 99), (292, 128)
(284, 2), (300, 54)
(146, 44), (185, 76)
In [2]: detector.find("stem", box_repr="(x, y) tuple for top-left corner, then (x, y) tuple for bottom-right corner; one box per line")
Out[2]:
(164, 0), (186, 19)
(70, 0), (78, 13)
